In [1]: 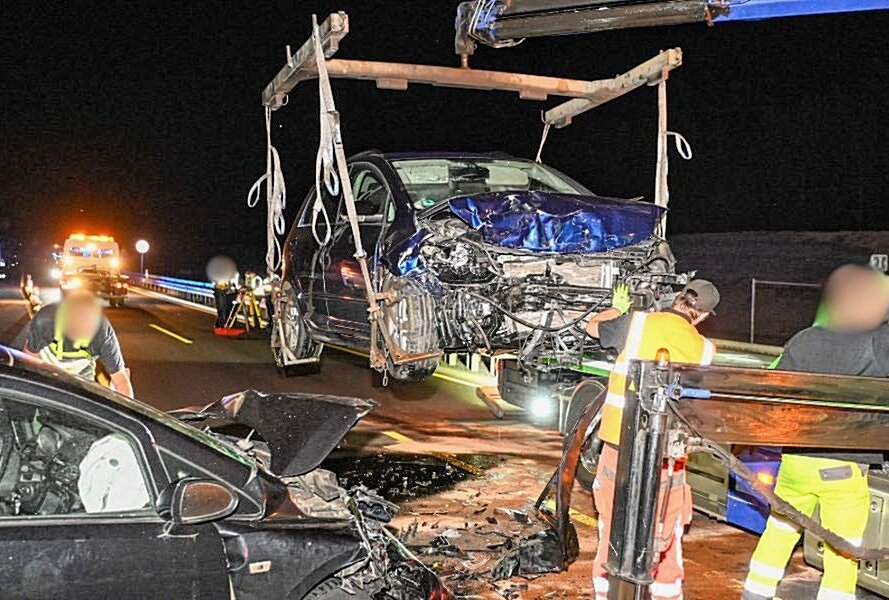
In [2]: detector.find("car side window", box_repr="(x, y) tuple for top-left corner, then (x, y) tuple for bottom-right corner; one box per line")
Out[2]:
(343, 168), (390, 219)
(0, 397), (152, 517)
(298, 181), (343, 228)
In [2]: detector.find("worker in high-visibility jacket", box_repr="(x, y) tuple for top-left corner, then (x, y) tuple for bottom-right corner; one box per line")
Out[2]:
(742, 264), (889, 600)
(23, 289), (134, 397)
(586, 279), (720, 600)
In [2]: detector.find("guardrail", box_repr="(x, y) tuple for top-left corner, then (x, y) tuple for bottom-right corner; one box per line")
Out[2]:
(127, 273), (216, 307)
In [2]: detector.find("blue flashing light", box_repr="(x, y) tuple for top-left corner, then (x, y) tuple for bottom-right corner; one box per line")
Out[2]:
(714, 0), (889, 22)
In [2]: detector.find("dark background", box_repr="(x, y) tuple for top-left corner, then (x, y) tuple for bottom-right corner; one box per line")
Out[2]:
(2, 1), (887, 276)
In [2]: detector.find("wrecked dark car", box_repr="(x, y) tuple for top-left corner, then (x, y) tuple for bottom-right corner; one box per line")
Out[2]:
(276, 151), (686, 381)
(0, 346), (450, 599)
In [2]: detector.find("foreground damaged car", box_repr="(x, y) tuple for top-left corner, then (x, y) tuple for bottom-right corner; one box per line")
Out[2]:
(0, 346), (450, 599)
(276, 151), (687, 381)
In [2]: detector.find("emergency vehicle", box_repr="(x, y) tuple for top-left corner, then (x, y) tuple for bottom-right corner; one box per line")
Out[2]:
(57, 234), (129, 306)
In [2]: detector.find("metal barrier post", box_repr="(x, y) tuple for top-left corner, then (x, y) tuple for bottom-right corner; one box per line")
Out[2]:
(606, 358), (673, 599)
(750, 278), (756, 343)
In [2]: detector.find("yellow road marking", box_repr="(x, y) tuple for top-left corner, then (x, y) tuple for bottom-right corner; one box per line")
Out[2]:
(326, 344), (479, 389)
(382, 430), (485, 476)
(383, 430), (413, 443)
(149, 323), (194, 344)
(543, 499), (599, 528)
(429, 451), (486, 477)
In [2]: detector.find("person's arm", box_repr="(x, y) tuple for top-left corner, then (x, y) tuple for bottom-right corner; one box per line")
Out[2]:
(97, 321), (133, 397)
(587, 283), (633, 347)
(22, 312), (48, 357)
(586, 308), (622, 339)
(109, 369), (134, 398)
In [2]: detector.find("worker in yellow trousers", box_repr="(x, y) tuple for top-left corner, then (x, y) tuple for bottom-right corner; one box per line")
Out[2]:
(743, 264), (889, 600)
(742, 455), (870, 600)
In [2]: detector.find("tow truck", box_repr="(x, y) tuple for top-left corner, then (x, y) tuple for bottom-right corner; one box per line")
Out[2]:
(57, 234), (129, 306)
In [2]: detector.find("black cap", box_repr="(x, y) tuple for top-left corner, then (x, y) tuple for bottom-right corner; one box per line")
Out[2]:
(682, 279), (720, 314)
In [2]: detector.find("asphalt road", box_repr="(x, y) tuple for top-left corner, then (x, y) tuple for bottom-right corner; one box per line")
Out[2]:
(0, 283), (880, 599)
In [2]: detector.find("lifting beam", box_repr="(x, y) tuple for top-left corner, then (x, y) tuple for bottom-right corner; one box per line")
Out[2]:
(261, 12), (680, 118)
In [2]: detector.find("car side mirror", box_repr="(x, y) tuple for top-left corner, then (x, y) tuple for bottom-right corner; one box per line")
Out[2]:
(156, 478), (238, 525)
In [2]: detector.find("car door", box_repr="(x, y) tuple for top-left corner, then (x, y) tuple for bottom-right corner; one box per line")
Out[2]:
(321, 163), (392, 342)
(0, 389), (230, 599)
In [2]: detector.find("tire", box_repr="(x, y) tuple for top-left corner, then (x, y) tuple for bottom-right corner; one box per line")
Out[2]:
(377, 274), (440, 383)
(562, 379), (607, 491)
(271, 281), (322, 376)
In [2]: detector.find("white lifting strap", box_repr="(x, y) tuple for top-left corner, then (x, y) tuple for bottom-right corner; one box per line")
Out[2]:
(535, 120), (551, 163)
(247, 107), (287, 275)
(312, 19), (337, 247)
(654, 74), (692, 236)
(311, 17), (380, 317)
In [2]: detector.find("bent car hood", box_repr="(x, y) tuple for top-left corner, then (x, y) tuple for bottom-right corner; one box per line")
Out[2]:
(179, 390), (375, 477)
(447, 191), (664, 253)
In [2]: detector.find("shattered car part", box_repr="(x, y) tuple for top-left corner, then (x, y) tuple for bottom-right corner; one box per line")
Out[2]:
(448, 191), (664, 254)
(177, 389), (375, 476)
(491, 526), (579, 580)
(283, 152), (688, 381)
(0, 347), (452, 599)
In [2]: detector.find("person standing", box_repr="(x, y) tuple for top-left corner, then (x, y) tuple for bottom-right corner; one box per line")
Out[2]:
(586, 280), (720, 600)
(742, 264), (889, 600)
(23, 289), (134, 397)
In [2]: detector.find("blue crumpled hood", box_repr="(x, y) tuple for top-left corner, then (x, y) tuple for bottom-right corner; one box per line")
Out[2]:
(447, 191), (664, 254)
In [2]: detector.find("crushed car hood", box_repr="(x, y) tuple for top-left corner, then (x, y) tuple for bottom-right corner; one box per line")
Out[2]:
(178, 390), (375, 477)
(446, 191), (664, 253)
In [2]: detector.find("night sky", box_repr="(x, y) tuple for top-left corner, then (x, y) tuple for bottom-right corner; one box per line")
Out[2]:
(2, 2), (887, 275)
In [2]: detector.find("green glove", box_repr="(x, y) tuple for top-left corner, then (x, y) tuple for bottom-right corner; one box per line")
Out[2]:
(611, 283), (633, 314)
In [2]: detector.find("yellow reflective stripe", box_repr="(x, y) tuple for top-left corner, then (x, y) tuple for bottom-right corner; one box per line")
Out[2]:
(624, 312), (649, 360)
(594, 577), (610, 593)
(605, 391), (626, 409)
(743, 578), (778, 598)
(766, 515), (800, 533)
(649, 581), (682, 597)
(748, 559), (786, 581)
(700, 338), (715, 366)
(611, 360), (629, 375)
(816, 590), (856, 600)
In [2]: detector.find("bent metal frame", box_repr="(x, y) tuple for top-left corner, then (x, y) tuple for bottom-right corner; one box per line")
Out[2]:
(257, 11), (681, 370)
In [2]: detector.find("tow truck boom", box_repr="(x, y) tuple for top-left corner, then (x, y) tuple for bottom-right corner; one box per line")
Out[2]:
(455, 0), (889, 57)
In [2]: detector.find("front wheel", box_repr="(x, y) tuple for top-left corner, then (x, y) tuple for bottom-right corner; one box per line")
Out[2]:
(376, 274), (440, 383)
(271, 282), (322, 376)
(563, 379), (607, 490)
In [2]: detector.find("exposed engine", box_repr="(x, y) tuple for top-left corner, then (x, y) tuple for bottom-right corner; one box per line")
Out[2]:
(416, 215), (689, 369)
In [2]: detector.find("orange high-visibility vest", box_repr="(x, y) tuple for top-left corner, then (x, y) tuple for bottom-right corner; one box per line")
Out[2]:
(598, 311), (715, 445)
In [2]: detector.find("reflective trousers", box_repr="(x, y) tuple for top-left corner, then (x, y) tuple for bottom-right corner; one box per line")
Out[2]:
(593, 444), (693, 600)
(742, 454), (871, 600)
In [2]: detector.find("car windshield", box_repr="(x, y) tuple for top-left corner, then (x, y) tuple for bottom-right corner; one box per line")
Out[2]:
(390, 158), (588, 209)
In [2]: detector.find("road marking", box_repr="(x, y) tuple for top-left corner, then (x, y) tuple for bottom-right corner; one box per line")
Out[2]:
(382, 430), (485, 476)
(543, 499), (599, 528)
(383, 430), (413, 443)
(327, 344), (480, 389)
(429, 451), (486, 477)
(149, 323), (194, 344)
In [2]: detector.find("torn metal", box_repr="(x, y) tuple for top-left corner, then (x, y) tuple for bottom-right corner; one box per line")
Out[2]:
(176, 389), (375, 477)
(171, 388), (453, 598)
(448, 191), (665, 254)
